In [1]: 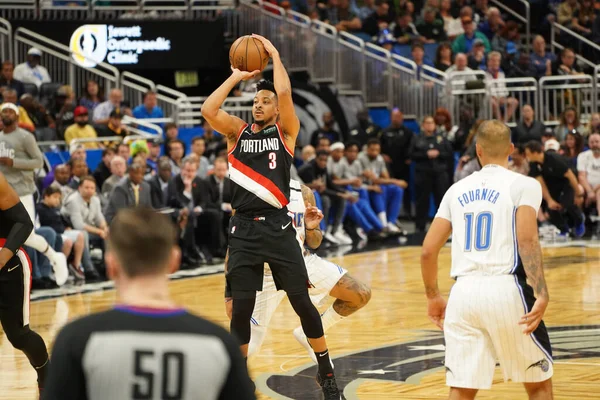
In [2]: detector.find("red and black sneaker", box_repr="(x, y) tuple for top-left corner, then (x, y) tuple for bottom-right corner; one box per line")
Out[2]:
(316, 372), (342, 400)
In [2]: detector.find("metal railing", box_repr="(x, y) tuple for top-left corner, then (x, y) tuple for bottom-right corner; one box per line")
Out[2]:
(490, 0), (530, 53)
(284, 11), (312, 73)
(0, 18), (11, 63)
(0, 0), (37, 20)
(176, 96), (252, 127)
(420, 65), (447, 120)
(538, 75), (594, 126)
(39, 0), (90, 20)
(447, 70), (491, 123)
(389, 55), (418, 118)
(14, 28), (120, 100)
(550, 22), (600, 70)
(364, 43), (391, 108)
(487, 77), (538, 127)
(309, 20), (337, 83)
(337, 32), (366, 95)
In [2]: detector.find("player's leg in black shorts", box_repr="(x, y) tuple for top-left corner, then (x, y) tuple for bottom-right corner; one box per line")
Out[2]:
(0, 250), (50, 387)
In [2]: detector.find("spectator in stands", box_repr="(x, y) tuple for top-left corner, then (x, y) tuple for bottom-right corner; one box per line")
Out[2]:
(572, 0), (596, 37)
(530, 35), (556, 79)
(167, 139), (186, 175)
(452, 14), (491, 54)
(417, 6), (447, 43)
(301, 145), (316, 165)
(328, 0), (362, 32)
(130, 140), (154, 177)
(148, 157), (172, 208)
(67, 157), (89, 190)
(556, 0), (578, 25)
(191, 136), (211, 178)
(359, 139), (406, 233)
(310, 111), (342, 146)
(93, 148), (116, 190)
(64, 106), (101, 149)
(353, 0), (377, 21)
(51, 164), (73, 198)
(50, 85), (76, 140)
(1, 88), (35, 132)
(440, 0), (463, 40)
(473, 0), (489, 23)
(13, 48), (51, 89)
(348, 108), (382, 147)
(509, 144), (530, 175)
(505, 51), (537, 79)
(491, 21), (520, 59)
(19, 94), (56, 141)
(562, 130), (585, 168)
(96, 110), (129, 147)
(61, 176), (109, 264)
(299, 149), (355, 245)
(513, 105), (545, 144)
(477, 7), (504, 41)
(411, 42), (434, 79)
(146, 140), (161, 173)
(434, 107), (457, 140)
(552, 47), (583, 77)
(381, 109), (413, 191)
(434, 42), (453, 71)
(36, 185), (94, 281)
(70, 143), (87, 161)
(164, 122), (179, 145)
(555, 106), (584, 141)
(117, 142), (130, 161)
(467, 39), (487, 70)
(101, 156), (127, 197)
(0, 61), (25, 99)
(79, 80), (104, 113)
(328, 142), (384, 239)
(584, 112), (600, 136)
(577, 132), (600, 233)
(525, 140), (585, 237)
(93, 88), (128, 125)
(132, 90), (164, 130)
(446, 52), (475, 78)
(167, 156), (222, 264)
(202, 157), (232, 252)
(392, 12), (419, 44)
(316, 136), (332, 152)
(104, 162), (152, 224)
(362, 0), (392, 37)
(485, 52), (519, 122)
(410, 115), (452, 232)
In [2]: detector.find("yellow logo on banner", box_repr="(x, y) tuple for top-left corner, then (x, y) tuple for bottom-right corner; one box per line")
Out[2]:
(70, 25), (108, 68)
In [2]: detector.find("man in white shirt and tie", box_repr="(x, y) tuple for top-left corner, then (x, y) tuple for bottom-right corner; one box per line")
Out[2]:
(13, 48), (51, 89)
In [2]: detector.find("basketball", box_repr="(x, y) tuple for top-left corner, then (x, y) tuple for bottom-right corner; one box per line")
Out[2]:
(229, 35), (270, 72)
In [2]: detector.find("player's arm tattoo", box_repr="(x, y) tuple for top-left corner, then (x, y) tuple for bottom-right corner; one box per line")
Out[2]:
(519, 240), (549, 300)
(301, 185), (323, 249)
(332, 274), (372, 317)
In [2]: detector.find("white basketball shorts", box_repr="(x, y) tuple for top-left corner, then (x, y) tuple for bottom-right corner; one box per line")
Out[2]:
(444, 274), (553, 390)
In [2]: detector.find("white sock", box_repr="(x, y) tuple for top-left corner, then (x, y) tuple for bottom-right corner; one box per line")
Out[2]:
(320, 304), (345, 333)
(378, 212), (387, 227)
(24, 232), (56, 257)
(248, 325), (268, 357)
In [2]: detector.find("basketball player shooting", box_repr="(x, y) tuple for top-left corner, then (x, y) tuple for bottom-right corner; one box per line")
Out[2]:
(201, 34), (342, 398)
(0, 171), (50, 397)
(421, 120), (553, 400)
(224, 180), (372, 362)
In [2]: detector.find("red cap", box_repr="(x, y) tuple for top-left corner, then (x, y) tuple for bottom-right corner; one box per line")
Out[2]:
(74, 106), (88, 117)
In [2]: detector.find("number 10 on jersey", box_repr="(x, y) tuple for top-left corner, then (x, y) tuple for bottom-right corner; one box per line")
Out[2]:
(464, 212), (493, 251)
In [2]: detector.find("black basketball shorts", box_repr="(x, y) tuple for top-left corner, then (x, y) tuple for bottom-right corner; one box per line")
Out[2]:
(226, 207), (310, 298)
(0, 247), (33, 328)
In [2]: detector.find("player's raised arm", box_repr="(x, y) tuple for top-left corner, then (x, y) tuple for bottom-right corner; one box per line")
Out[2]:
(252, 34), (300, 143)
(0, 172), (33, 268)
(200, 69), (258, 146)
(301, 184), (324, 249)
(515, 180), (549, 335)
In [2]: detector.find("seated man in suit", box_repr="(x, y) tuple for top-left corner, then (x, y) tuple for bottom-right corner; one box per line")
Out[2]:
(166, 156), (222, 265)
(202, 157), (231, 253)
(104, 162), (152, 223)
(148, 156), (172, 209)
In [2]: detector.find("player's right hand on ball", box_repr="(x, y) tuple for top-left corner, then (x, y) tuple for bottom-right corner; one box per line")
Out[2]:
(231, 66), (261, 81)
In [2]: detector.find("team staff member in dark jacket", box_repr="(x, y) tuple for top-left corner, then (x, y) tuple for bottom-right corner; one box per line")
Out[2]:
(410, 115), (453, 232)
(380, 108), (414, 215)
(347, 109), (382, 147)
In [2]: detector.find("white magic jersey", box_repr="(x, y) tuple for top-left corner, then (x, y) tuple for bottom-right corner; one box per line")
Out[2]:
(435, 165), (542, 278)
(287, 179), (307, 252)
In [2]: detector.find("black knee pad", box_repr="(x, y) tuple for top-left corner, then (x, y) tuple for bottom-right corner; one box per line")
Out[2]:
(288, 291), (324, 339)
(230, 296), (256, 345)
(5, 324), (31, 350)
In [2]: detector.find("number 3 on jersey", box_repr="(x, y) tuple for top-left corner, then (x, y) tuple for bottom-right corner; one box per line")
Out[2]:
(464, 211), (493, 252)
(268, 152), (276, 169)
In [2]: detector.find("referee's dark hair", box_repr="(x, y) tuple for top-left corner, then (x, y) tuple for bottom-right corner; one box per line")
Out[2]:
(525, 140), (544, 154)
(107, 207), (178, 277)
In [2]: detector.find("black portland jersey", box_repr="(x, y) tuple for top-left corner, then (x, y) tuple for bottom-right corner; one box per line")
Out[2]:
(228, 122), (294, 214)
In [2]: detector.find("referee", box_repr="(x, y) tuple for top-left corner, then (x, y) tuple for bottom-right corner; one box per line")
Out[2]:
(43, 208), (255, 400)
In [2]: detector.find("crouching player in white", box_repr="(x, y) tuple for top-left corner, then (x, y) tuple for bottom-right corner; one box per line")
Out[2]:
(421, 120), (553, 399)
(225, 179), (371, 362)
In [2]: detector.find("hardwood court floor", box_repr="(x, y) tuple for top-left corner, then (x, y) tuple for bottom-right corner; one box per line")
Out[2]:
(1, 245), (599, 399)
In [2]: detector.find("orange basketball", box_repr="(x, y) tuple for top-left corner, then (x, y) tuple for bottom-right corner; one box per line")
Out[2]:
(229, 35), (270, 72)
